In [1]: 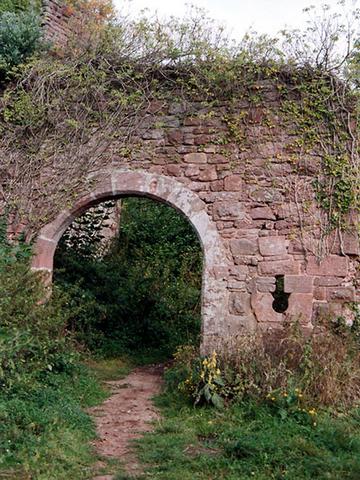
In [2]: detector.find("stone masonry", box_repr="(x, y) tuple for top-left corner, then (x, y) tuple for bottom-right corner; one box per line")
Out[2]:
(4, 1), (359, 353)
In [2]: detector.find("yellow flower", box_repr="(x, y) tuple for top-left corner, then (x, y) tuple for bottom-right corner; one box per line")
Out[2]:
(282, 392), (288, 397)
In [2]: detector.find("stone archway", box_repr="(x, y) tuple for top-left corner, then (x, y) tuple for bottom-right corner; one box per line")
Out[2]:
(32, 169), (231, 353)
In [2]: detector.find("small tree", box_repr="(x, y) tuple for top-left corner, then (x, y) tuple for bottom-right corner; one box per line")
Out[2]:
(0, 9), (41, 78)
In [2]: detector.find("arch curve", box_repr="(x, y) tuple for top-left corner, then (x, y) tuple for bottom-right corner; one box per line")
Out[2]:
(32, 169), (230, 352)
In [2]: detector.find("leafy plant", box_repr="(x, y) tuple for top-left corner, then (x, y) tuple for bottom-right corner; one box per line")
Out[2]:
(172, 318), (360, 410)
(0, 8), (41, 78)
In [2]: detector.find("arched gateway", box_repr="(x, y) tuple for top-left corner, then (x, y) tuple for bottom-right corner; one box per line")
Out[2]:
(31, 170), (231, 353)
(2, 8), (358, 350)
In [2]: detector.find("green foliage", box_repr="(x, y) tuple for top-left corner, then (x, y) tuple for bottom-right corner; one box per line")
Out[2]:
(0, 366), (107, 479)
(0, 8), (41, 79)
(0, 217), (112, 479)
(128, 389), (360, 480)
(0, 218), (78, 391)
(0, 0), (41, 14)
(171, 319), (360, 410)
(54, 197), (202, 358)
(280, 73), (358, 231)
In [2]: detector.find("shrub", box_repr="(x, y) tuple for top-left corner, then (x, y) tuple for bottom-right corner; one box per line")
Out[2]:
(0, 9), (41, 78)
(0, 218), (78, 392)
(173, 319), (360, 411)
(0, 0), (42, 14)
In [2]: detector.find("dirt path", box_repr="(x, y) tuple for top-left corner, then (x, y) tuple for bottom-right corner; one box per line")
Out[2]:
(90, 364), (163, 479)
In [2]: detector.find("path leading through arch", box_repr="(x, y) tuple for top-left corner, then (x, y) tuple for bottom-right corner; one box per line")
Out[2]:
(91, 365), (163, 479)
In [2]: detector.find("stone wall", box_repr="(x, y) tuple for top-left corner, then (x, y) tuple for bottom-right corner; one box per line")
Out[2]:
(26, 90), (359, 351)
(4, 0), (359, 352)
(41, 0), (75, 46)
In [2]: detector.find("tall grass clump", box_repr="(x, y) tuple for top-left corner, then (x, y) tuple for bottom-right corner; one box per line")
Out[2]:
(170, 319), (360, 411)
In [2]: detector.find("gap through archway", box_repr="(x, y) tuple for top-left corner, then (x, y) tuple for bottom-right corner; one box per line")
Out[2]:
(53, 196), (203, 360)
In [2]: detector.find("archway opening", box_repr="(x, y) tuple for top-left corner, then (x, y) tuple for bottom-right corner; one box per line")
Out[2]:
(53, 196), (203, 361)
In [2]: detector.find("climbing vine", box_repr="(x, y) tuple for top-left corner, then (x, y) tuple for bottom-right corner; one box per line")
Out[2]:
(277, 72), (359, 257)
(0, 2), (358, 254)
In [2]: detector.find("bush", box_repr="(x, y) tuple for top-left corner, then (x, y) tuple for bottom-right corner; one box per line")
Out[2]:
(0, 218), (78, 392)
(0, 9), (41, 78)
(0, 0), (41, 14)
(172, 320), (360, 411)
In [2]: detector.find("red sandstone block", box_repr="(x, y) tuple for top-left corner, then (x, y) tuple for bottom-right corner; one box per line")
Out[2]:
(213, 202), (245, 221)
(216, 221), (235, 231)
(256, 276), (276, 293)
(31, 237), (56, 271)
(184, 152), (207, 163)
(148, 166), (164, 174)
(210, 266), (229, 280)
(228, 281), (247, 291)
(224, 175), (242, 191)
(327, 287), (355, 302)
(342, 232), (360, 255)
(207, 154), (229, 164)
(306, 255), (348, 277)
(199, 166), (217, 181)
(194, 134), (211, 145)
(251, 292), (283, 322)
(210, 180), (224, 191)
(166, 165), (181, 176)
(250, 206), (276, 220)
(230, 238), (258, 256)
(167, 130), (183, 145)
(229, 292), (251, 315)
(226, 314), (258, 334)
(313, 287), (326, 301)
(39, 209), (75, 242)
(229, 265), (249, 279)
(314, 276), (343, 287)
(258, 236), (287, 256)
(188, 181), (209, 192)
(203, 146), (217, 153)
(183, 134), (195, 145)
(185, 165), (200, 178)
(287, 293), (313, 325)
(284, 275), (314, 293)
(258, 260), (300, 275)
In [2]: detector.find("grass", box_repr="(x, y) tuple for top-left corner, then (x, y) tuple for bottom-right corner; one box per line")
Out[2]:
(2, 354), (360, 480)
(0, 357), (132, 480)
(121, 388), (360, 480)
(85, 356), (132, 382)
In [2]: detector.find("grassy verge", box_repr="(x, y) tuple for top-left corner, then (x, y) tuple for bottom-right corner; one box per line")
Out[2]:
(121, 389), (360, 480)
(0, 357), (132, 480)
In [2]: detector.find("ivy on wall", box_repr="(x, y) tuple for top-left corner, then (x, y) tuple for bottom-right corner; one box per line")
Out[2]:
(0, 2), (358, 254)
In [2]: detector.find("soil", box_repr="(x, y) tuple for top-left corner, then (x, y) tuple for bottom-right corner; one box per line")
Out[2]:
(90, 364), (164, 479)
